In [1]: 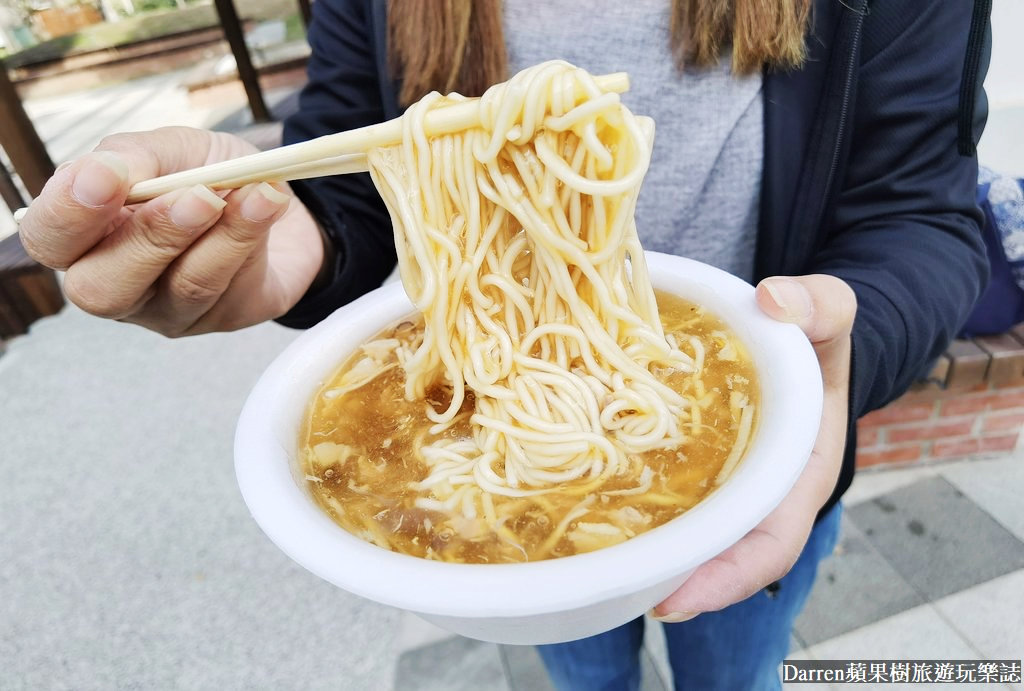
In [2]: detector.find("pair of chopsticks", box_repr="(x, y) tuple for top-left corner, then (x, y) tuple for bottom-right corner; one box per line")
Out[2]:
(13, 72), (629, 223)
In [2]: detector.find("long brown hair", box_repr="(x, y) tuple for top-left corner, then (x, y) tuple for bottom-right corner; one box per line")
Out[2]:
(389, 0), (812, 107)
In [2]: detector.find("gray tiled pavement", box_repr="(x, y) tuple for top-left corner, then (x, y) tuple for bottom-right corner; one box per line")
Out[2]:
(394, 637), (509, 691)
(942, 453), (1024, 543)
(794, 518), (924, 646)
(847, 478), (1024, 602)
(934, 570), (1024, 660)
(500, 644), (558, 691)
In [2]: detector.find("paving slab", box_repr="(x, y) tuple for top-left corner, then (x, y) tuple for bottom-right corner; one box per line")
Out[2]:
(500, 645), (556, 691)
(847, 476), (1024, 601)
(23, 71), (230, 164)
(794, 516), (923, 646)
(786, 648), (815, 661)
(499, 628), (667, 691)
(638, 647), (669, 691)
(808, 604), (977, 670)
(394, 612), (457, 654)
(842, 463), (943, 506)
(642, 614), (673, 689)
(791, 631), (808, 652)
(940, 452), (1024, 543)
(394, 637), (508, 691)
(806, 610), (1015, 691)
(933, 569), (1024, 659)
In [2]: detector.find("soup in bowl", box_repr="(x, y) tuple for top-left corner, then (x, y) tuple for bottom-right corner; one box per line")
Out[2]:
(234, 252), (822, 645)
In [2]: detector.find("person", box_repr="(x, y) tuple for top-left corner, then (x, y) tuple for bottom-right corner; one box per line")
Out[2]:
(18, 0), (990, 688)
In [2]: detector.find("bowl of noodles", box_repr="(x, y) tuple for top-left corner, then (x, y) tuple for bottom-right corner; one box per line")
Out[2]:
(233, 62), (822, 644)
(234, 253), (821, 645)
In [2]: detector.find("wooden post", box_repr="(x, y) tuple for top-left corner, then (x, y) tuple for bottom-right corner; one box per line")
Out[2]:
(0, 73), (63, 335)
(0, 235), (65, 339)
(0, 164), (27, 214)
(296, 0), (312, 29)
(0, 65), (55, 198)
(212, 0), (271, 123)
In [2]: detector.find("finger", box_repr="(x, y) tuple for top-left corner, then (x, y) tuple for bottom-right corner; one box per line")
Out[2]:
(649, 276), (856, 621)
(651, 429), (837, 620)
(143, 182), (291, 334)
(756, 274), (856, 385)
(652, 422), (846, 621)
(652, 334), (853, 621)
(651, 518), (811, 620)
(19, 151), (130, 269)
(755, 275), (857, 346)
(19, 128), (220, 271)
(93, 127), (220, 181)
(62, 185), (226, 320)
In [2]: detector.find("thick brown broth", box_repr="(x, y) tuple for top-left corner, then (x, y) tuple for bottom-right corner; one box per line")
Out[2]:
(301, 291), (758, 563)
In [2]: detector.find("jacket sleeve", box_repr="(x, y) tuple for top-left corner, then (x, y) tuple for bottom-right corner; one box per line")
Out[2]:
(275, 0), (397, 329)
(811, 2), (989, 421)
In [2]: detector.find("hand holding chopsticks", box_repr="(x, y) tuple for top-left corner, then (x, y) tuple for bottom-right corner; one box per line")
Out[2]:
(131, 72), (632, 204)
(13, 67), (630, 337)
(14, 72), (627, 222)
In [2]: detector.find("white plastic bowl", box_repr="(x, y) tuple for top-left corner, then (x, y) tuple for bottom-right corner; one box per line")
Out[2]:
(234, 252), (822, 645)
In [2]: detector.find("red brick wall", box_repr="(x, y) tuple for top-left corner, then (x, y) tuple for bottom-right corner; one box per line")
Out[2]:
(856, 382), (1024, 469)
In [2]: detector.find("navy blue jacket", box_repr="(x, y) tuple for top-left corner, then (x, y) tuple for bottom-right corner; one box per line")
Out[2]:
(279, 0), (990, 515)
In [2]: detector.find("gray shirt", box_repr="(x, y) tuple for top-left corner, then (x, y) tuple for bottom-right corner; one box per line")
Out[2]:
(504, 0), (763, 281)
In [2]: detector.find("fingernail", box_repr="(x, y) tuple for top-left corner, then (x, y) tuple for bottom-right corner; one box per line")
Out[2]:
(648, 608), (698, 623)
(71, 152), (128, 207)
(240, 182), (289, 222)
(169, 185), (226, 229)
(762, 278), (812, 322)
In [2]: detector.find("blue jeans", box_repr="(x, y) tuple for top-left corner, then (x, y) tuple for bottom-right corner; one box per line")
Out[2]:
(537, 502), (842, 691)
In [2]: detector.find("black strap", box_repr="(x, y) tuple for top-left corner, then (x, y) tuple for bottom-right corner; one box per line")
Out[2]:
(957, 0), (992, 156)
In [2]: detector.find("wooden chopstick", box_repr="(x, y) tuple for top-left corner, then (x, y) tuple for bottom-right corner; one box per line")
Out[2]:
(136, 153), (372, 201)
(13, 72), (629, 223)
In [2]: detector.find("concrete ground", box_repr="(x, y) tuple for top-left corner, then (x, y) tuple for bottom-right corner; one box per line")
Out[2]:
(2, 304), (1022, 690)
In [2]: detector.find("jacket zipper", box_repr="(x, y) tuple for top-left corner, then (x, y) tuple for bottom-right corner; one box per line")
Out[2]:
(817, 0), (868, 231)
(957, 0), (992, 156)
(821, 0), (869, 523)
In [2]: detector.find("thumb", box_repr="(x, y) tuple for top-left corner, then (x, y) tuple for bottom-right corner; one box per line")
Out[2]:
(756, 274), (856, 384)
(94, 127), (217, 185)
